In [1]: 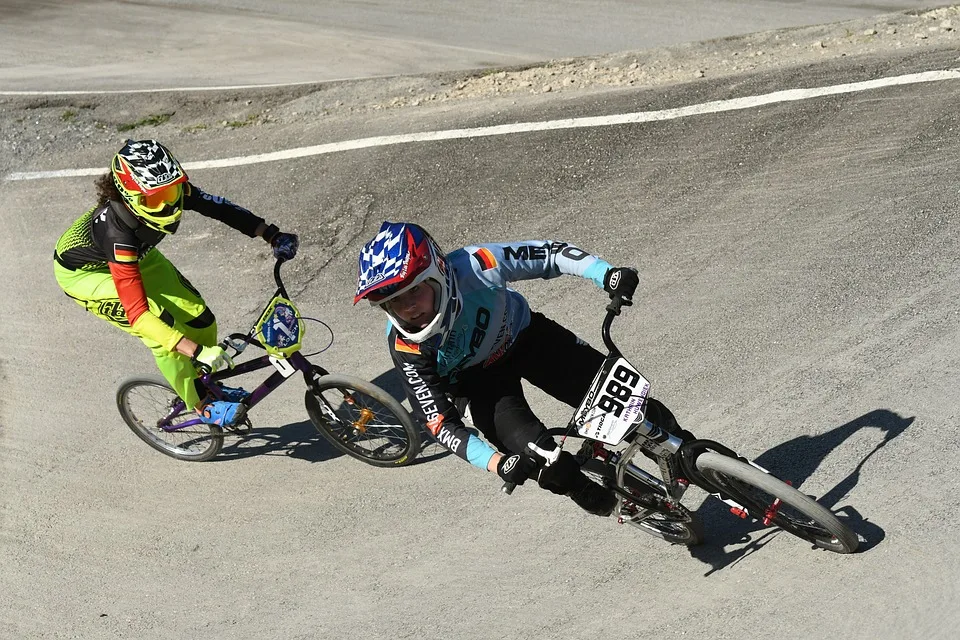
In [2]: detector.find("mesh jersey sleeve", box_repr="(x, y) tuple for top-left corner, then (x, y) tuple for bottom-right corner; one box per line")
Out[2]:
(388, 332), (497, 470)
(466, 241), (611, 288)
(184, 183), (265, 237)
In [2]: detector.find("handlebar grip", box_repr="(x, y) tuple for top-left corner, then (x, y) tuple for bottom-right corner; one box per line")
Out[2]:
(191, 345), (213, 375)
(502, 482), (516, 495)
(606, 294), (624, 315)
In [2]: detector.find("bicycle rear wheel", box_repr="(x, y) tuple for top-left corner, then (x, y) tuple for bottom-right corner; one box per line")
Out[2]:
(305, 372), (421, 467)
(581, 455), (704, 546)
(694, 452), (858, 553)
(117, 376), (223, 462)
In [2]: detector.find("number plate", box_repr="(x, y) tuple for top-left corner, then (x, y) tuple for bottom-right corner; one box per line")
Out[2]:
(572, 354), (650, 444)
(253, 296), (305, 358)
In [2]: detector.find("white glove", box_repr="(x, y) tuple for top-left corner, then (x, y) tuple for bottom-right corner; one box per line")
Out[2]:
(193, 345), (234, 373)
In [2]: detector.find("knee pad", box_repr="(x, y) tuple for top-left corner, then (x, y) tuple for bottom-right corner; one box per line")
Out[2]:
(537, 450), (589, 495)
(187, 307), (216, 329)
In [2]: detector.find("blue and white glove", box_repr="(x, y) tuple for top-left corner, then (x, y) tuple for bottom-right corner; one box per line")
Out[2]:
(272, 232), (299, 260)
(263, 224), (299, 261)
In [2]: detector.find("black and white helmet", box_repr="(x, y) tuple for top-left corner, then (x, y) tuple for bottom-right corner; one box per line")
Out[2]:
(111, 139), (188, 233)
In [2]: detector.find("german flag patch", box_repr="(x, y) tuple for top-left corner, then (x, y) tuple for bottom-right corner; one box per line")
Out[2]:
(472, 247), (497, 271)
(113, 243), (139, 263)
(394, 335), (421, 355)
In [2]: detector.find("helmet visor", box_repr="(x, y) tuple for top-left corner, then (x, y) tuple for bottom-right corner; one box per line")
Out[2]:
(364, 280), (409, 304)
(140, 183), (183, 212)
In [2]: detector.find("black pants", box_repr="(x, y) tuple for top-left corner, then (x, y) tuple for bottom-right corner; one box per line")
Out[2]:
(453, 310), (683, 460)
(451, 312), (603, 458)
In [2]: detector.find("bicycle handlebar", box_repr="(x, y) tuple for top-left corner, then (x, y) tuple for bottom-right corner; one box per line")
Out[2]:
(193, 257), (292, 370)
(274, 256), (289, 299)
(601, 294), (626, 356)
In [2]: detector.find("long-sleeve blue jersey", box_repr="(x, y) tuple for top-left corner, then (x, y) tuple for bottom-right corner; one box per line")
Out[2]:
(387, 240), (611, 470)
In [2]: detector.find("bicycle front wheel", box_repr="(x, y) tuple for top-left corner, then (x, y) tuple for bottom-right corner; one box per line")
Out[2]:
(305, 372), (421, 467)
(117, 376), (223, 462)
(694, 452), (858, 553)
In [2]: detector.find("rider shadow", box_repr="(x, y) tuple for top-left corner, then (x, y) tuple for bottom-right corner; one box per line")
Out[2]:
(371, 368), (454, 465)
(213, 419), (346, 463)
(371, 368), (407, 404)
(687, 408), (913, 574)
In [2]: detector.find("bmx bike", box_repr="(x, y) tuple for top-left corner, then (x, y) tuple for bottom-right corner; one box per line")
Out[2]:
(504, 294), (859, 553)
(116, 257), (421, 466)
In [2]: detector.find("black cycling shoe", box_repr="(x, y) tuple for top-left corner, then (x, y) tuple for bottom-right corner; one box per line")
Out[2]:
(569, 481), (618, 517)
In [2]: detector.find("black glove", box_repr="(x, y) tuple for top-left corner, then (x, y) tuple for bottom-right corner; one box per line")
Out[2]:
(263, 224), (299, 261)
(603, 267), (639, 304)
(496, 453), (538, 486)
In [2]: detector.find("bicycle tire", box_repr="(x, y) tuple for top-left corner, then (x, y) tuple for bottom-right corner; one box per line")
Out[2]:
(581, 457), (704, 546)
(305, 372), (421, 467)
(117, 376), (224, 462)
(694, 452), (858, 553)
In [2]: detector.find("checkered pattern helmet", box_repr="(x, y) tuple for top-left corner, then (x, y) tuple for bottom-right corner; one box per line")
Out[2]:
(354, 221), (461, 344)
(111, 139), (188, 234)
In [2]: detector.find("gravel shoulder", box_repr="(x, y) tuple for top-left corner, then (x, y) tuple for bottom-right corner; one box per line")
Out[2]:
(2, 5), (958, 178)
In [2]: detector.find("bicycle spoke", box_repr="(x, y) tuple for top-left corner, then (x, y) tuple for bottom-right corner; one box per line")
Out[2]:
(695, 452), (857, 552)
(316, 387), (411, 459)
(304, 372), (421, 466)
(119, 378), (222, 460)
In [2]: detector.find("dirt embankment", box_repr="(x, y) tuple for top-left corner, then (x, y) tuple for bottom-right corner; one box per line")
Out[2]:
(366, 4), (960, 108)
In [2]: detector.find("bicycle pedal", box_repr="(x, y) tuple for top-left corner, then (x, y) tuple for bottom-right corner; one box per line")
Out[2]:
(226, 418), (253, 434)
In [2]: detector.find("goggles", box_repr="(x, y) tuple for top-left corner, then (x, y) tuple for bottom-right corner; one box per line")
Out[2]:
(383, 283), (430, 310)
(140, 183), (183, 214)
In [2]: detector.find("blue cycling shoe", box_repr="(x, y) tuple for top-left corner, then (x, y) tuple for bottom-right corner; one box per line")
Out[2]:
(199, 400), (243, 426)
(217, 384), (251, 403)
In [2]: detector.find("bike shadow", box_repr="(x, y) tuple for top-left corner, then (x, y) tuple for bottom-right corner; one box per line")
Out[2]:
(371, 368), (454, 466)
(211, 367), (455, 465)
(687, 408), (913, 573)
(214, 419), (346, 463)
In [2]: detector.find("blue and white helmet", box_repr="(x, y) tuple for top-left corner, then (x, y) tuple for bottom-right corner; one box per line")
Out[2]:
(354, 221), (461, 345)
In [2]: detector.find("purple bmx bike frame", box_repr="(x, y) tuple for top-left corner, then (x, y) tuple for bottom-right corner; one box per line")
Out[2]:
(158, 258), (327, 432)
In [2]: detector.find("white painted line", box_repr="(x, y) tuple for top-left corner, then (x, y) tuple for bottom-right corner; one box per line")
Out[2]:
(6, 68), (960, 182)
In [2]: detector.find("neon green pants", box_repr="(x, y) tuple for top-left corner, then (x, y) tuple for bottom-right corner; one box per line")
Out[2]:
(54, 249), (217, 408)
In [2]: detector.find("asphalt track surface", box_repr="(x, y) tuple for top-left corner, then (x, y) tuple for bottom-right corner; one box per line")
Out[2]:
(3, 5), (960, 640)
